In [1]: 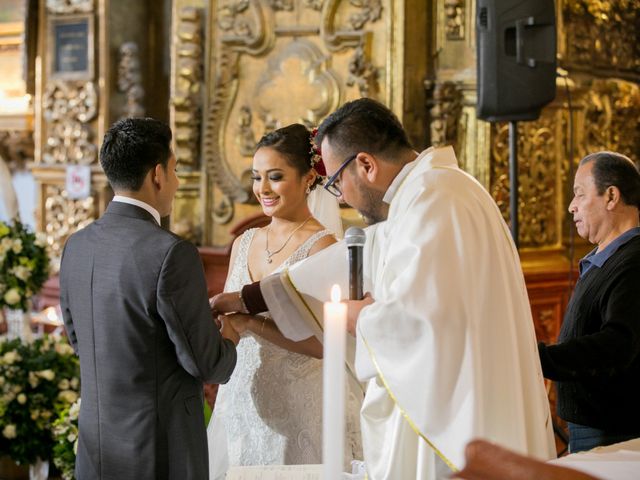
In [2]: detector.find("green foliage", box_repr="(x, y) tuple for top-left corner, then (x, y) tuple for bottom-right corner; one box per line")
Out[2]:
(0, 336), (79, 465)
(52, 399), (80, 480)
(0, 220), (50, 311)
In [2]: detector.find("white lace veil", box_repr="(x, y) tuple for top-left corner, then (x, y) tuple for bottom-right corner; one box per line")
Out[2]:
(307, 184), (343, 239)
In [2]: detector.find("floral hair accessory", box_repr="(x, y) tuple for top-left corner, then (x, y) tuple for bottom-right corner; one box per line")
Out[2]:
(309, 128), (326, 176)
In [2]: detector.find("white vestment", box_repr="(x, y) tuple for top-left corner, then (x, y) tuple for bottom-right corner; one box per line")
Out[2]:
(260, 146), (555, 479)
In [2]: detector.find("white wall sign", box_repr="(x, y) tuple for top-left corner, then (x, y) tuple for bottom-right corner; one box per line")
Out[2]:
(66, 165), (91, 199)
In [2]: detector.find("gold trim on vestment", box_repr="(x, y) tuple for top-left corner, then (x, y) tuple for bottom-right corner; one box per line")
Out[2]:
(359, 329), (459, 473)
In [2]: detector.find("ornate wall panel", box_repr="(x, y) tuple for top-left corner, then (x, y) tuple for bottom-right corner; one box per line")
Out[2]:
(200, 0), (409, 245)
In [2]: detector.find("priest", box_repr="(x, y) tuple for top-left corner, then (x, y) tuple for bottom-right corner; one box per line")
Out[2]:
(212, 98), (555, 479)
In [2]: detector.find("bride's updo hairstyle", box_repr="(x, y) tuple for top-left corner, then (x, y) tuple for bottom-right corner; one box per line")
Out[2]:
(255, 124), (324, 191)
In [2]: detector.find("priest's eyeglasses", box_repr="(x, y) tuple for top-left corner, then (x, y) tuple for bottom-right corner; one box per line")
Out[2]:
(323, 154), (357, 197)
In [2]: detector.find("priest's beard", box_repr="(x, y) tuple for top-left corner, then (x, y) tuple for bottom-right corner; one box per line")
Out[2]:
(354, 177), (387, 225)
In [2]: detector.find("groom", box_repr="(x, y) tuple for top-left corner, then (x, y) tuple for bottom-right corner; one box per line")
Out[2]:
(60, 118), (237, 479)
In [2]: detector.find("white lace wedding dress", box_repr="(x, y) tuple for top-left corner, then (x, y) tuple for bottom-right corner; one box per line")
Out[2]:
(207, 228), (362, 475)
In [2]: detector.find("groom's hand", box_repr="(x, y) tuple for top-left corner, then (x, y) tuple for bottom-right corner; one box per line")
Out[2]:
(344, 292), (374, 336)
(219, 316), (240, 346)
(210, 291), (243, 316)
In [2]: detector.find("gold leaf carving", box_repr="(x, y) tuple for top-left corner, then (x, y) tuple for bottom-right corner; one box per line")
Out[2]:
(304, 0), (325, 11)
(46, 0), (94, 14)
(218, 0), (274, 55)
(426, 80), (463, 148)
(346, 44), (379, 97)
(254, 40), (340, 128)
(269, 0), (294, 11)
(173, 7), (204, 170)
(444, 0), (465, 40)
(118, 42), (145, 119)
(490, 113), (559, 248)
(42, 81), (98, 165)
(563, 1), (640, 75)
(348, 0), (382, 30)
(583, 79), (640, 161)
(43, 185), (96, 271)
(237, 106), (257, 156)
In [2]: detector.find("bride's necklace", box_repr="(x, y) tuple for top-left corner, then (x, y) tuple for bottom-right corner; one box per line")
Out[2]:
(265, 216), (312, 263)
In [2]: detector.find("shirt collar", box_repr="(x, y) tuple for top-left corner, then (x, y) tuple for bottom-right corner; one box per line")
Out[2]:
(382, 153), (421, 205)
(580, 226), (640, 274)
(112, 195), (161, 225)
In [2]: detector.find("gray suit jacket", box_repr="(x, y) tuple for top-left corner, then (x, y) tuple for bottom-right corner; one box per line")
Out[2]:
(60, 201), (236, 480)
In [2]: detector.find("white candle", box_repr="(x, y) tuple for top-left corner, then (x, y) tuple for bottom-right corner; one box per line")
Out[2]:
(323, 284), (347, 480)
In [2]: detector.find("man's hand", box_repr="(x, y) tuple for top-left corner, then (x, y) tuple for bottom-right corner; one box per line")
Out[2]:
(210, 291), (243, 316)
(219, 315), (240, 346)
(344, 292), (374, 336)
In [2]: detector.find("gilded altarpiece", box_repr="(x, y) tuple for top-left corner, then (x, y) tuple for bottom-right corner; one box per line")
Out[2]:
(196, 0), (418, 245)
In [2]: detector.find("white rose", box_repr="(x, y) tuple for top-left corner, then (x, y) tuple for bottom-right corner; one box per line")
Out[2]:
(17, 393), (26, 404)
(55, 342), (75, 356)
(2, 351), (20, 364)
(70, 377), (79, 389)
(3, 288), (21, 306)
(0, 237), (12, 250)
(57, 379), (70, 390)
(67, 432), (77, 442)
(0, 376), (5, 386)
(40, 410), (52, 419)
(28, 371), (39, 388)
(10, 265), (31, 282)
(11, 239), (22, 254)
(73, 439), (79, 455)
(35, 233), (48, 248)
(30, 409), (40, 420)
(2, 424), (16, 439)
(69, 399), (81, 420)
(58, 390), (79, 404)
(37, 369), (56, 381)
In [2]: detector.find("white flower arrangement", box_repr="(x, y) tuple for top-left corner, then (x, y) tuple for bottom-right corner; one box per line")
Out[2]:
(0, 335), (79, 466)
(0, 220), (50, 311)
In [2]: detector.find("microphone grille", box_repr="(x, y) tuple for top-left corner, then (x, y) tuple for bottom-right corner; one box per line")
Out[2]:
(345, 226), (366, 247)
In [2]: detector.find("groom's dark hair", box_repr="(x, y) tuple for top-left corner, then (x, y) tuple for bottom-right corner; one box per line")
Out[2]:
(315, 98), (412, 163)
(100, 117), (173, 191)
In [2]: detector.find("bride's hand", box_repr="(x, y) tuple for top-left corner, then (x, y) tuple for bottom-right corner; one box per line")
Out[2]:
(225, 313), (252, 334)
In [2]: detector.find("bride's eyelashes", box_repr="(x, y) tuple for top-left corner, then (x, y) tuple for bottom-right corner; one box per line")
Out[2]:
(251, 173), (285, 182)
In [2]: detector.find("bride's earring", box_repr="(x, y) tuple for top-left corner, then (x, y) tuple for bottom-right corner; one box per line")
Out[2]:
(306, 184), (311, 195)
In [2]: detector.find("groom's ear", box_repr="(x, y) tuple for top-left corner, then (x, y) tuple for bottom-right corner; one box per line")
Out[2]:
(152, 163), (165, 190)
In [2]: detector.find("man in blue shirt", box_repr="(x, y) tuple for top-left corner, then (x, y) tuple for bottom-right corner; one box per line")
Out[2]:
(539, 151), (640, 453)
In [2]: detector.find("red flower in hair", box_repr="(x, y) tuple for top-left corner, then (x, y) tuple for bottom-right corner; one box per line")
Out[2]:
(309, 128), (326, 176)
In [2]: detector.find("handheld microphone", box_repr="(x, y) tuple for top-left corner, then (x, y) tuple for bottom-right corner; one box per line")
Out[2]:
(345, 227), (366, 300)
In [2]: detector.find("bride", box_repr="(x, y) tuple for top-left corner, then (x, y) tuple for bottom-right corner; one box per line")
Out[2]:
(208, 124), (362, 476)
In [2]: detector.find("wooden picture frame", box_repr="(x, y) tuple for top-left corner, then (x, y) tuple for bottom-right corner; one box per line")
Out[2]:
(48, 14), (94, 81)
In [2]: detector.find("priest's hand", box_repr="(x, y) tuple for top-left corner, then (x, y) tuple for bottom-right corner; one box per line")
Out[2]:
(210, 291), (244, 316)
(344, 292), (374, 336)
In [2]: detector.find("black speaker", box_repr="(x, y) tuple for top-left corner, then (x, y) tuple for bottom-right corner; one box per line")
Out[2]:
(476, 0), (557, 122)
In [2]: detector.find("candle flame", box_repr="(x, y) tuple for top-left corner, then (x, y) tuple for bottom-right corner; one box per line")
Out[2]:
(331, 284), (341, 303)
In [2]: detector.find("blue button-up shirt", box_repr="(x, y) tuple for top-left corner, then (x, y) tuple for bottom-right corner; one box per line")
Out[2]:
(579, 227), (640, 277)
